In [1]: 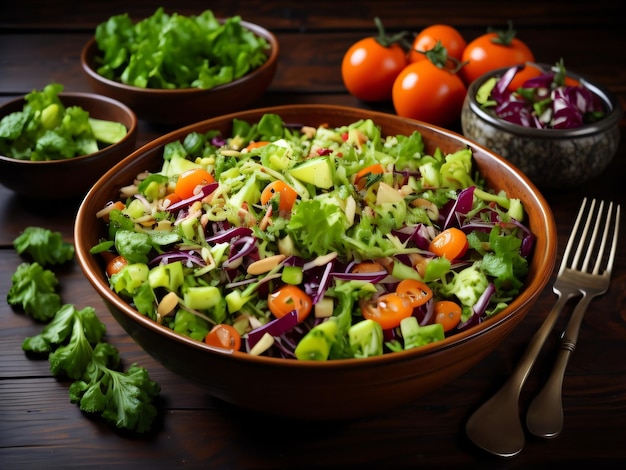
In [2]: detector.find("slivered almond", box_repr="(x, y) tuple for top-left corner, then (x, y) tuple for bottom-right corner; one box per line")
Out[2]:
(157, 291), (180, 318)
(247, 254), (286, 275)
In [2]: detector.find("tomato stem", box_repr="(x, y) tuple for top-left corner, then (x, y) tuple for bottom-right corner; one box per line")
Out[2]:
(373, 17), (409, 48)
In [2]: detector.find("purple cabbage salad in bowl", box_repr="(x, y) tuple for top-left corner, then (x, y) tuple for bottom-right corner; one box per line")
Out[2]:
(89, 113), (535, 360)
(475, 60), (607, 130)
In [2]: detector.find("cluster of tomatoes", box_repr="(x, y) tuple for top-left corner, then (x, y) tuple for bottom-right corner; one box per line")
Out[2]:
(341, 21), (535, 127)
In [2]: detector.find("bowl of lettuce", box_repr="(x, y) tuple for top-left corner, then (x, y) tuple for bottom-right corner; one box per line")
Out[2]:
(0, 83), (137, 200)
(81, 8), (279, 127)
(74, 104), (557, 420)
(461, 61), (622, 189)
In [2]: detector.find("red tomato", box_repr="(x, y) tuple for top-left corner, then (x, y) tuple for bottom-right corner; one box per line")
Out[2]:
(351, 260), (387, 274)
(507, 62), (581, 92)
(260, 180), (298, 211)
(392, 60), (467, 127)
(354, 163), (384, 190)
(429, 227), (469, 260)
(460, 26), (535, 86)
(268, 285), (312, 321)
(174, 168), (215, 199)
(409, 24), (467, 64)
(106, 255), (128, 277)
(360, 293), (413, 330)
(506, 62), (543, 92)
(434, 300), (462, 332)
(395, 279), (433, 308)
(342, 37), (408, 102)
(205, 324), (242, 351)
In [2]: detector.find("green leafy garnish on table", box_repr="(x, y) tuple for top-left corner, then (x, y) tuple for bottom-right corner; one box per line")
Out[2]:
(9, 226), (161, 434)
(22, 304), (160, 434)
(13, 226), (75, 266)
(7, 262), (62, 322)
(94, 8), (270, 89)
(0, 83), (127, 161)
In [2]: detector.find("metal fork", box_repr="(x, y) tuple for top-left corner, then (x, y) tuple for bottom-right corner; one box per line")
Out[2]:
(526, 199), (620, 439)
(465, 198), (620, 458)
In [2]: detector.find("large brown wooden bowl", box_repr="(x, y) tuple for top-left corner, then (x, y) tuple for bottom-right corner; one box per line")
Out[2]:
(80, 21), (278, 128)
(74, 105), (557, 421)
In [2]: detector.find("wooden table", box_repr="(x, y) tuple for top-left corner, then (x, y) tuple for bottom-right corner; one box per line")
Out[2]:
(2, 1), (625, 468)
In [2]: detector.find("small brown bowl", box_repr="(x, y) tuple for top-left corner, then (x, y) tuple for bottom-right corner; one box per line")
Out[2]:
(0, 93), (137, 200)
(80, 21), (279, 127)
(75, 105), (557, 421)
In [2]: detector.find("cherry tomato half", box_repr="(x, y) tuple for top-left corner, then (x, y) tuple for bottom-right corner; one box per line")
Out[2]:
(106, 255), (128, 277)
(434, 300), (462, 332)
(174, 168), (215, 200)
(351, 260), (387, 274)
(409, 24), (467, 64)
(360, 293), (413, 330)
(354, 163), (384, 190)
(392, 60), (467, 127)
(460, 28), (535, 86)
(429, 227), (469, 260)
(395, 279), (433, 308)
(260, 180), (298, 211)
(205, 324), (242, 351)
(342, 37), (408, 102)
(268, 285), (313, 321)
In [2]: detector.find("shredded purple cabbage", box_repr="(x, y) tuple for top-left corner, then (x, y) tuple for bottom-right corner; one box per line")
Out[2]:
(482, 62), (605, 129)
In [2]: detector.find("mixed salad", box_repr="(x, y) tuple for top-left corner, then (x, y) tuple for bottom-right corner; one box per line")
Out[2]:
(90, 114), (534, 360)
(476, 60), (606, 129)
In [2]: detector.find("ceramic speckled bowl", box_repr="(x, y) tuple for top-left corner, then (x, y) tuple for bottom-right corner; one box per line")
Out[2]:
(461, 65), (622, 189)
(75, 105), (557, 421)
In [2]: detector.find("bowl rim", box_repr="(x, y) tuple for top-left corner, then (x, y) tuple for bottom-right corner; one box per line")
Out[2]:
(80, 19), (279, 95)
(464, 62), (623, 139)
(0, 92), (138, 165)
(74, 104), (557, 369)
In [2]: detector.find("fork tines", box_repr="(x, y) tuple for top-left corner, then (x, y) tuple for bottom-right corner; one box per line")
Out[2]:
(564, 198), (620, 276)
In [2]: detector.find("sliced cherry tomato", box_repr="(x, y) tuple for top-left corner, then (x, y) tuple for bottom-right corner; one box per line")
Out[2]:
(395, 279), (433, 308)
(460, 23), (535, 86)
(268, 285), (312, 321)
(163, 192), (182, 208)
(351, 260), (387, 273)
(506, 62), (543, 92)
(429, 227), (469, 260)
(507, 62), (580, 91)
(106, 255), (128, 277)
(174, 168), (215, 200)
(360, 293), (413, 330)
(354, 163), (384, 190)
(260, 180), (298, 211)
(392, 59), (467, 127)
(434, 300), (462, 332)
(245, 140), (270, 151)
(205, 324), (242, 351)
(341, 19), (408, 102)
(409, 24), (467, 64)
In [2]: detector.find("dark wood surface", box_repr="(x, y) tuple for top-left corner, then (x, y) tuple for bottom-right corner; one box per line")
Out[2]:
(1, 1), (625, 468)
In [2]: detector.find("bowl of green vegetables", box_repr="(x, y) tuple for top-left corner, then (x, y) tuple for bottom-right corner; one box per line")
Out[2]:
(0, 83), (138, 200)
(81, 8), (279, 127)
(75, 104), (557, 421)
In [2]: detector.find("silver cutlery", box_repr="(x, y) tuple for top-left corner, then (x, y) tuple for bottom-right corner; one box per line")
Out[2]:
(526, 199), (620, 438)
(465, 197), (620, 458)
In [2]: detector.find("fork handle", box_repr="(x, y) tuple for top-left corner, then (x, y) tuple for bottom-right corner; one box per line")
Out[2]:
(526, 293), (592, 439)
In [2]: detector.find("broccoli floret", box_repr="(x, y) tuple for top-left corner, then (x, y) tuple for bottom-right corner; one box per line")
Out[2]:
(7, 262), (61, 321)
(13, 226), (75, 266)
